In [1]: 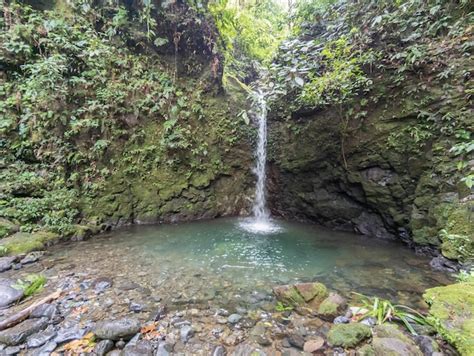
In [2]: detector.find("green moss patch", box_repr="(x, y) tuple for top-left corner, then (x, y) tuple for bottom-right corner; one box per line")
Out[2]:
(424, 282), (474, 355)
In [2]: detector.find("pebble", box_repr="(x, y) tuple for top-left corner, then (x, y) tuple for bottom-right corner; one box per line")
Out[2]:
(303, 337), (325, 353)
(333, 316), (350, 324)
(228, 314), (242, 324)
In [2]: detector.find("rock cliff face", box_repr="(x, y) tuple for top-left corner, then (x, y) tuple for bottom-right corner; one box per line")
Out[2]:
(266, 1), (473, 261)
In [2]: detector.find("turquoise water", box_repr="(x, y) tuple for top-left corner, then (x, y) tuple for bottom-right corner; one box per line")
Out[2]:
(49, 217), (451, 308)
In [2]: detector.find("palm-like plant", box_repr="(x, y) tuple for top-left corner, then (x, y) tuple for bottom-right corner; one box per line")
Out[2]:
(353, 293), (428, 335)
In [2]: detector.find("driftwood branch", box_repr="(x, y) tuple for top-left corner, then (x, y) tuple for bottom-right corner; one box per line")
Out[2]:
(0, 290), (62, 331)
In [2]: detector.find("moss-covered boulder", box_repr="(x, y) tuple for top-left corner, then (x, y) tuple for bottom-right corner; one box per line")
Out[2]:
(0, 218), (19, 239)
(0, 231), (59, 256)
(424, 282), (474, 355)
(273, 282), (328, 309)
(327, 323), (371, 348)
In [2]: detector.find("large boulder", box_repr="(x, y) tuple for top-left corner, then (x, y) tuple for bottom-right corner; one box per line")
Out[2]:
(327, 323), (371, 348)
(273, 282), (328, 309)
(423, 282), (474, 355)
(93, 318), (141, 341)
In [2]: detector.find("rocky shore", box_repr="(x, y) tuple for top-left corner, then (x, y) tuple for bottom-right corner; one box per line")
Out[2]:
(1, 251), (468, 356)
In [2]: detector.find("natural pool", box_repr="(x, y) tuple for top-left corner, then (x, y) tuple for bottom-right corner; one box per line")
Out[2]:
(42, 217), (451, 313)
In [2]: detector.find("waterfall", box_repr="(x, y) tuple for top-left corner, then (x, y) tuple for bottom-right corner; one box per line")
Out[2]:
(252, 90), (269, 222)
(239, 90), (280, 234)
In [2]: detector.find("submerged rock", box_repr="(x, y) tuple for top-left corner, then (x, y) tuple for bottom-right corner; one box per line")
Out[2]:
(0, 317), (48, 346)
(327, 323), (371, 348)
(93, 318), (141, 341)
(228, 314), (242, 324)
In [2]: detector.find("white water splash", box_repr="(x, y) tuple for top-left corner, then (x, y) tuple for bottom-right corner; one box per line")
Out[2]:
(240, 90), (281, 234)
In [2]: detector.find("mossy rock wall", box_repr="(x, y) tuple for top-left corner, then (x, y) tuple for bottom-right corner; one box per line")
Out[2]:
(267, 58), (473, 260)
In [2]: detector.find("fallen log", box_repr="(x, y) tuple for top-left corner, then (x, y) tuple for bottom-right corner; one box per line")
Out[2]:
(0, 290), (62, 331)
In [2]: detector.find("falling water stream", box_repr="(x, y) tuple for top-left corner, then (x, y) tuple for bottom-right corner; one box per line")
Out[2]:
(240, 90), (281, 234)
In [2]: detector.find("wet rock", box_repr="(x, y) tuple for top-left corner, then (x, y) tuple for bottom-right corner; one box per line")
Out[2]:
(94, 339), (115, 356)
(94, 278), (113, 293)
(287, 333), (305, 349)
(30, 303), (57, 319)
(27, 325), (57, 348)
(415, 335), (439, 355)
(54, 327), (86, 344)
(303, 337), (325, 353)
(295, 282), (328, 303)
(93, 318), (141, 341)
(180, 325), (194, 343)
(0, 278), (23, 308)
(0, 257), (16, 272)
(317, 293), (347, 321)
(429, 256), (458, 272)
(372, 337), (423, 356)
(228, 314), (242, 324)
(212, 345), (227, 356)
(250, 324), (269, 346)
(121, 340), (153, 356)
(334, 316), (350, 324)
(327, 323), (371, 348)
(0, 317), (48, 346)
(20, 251), (44, 265)
(273, 285), (305, 306)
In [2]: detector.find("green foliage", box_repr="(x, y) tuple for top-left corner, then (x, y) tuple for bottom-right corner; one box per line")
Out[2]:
(454, 269), (474, 283)
(13, 274), (47, 298)
(299, 37), (374, 106)
(209, 0), (288, 76)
